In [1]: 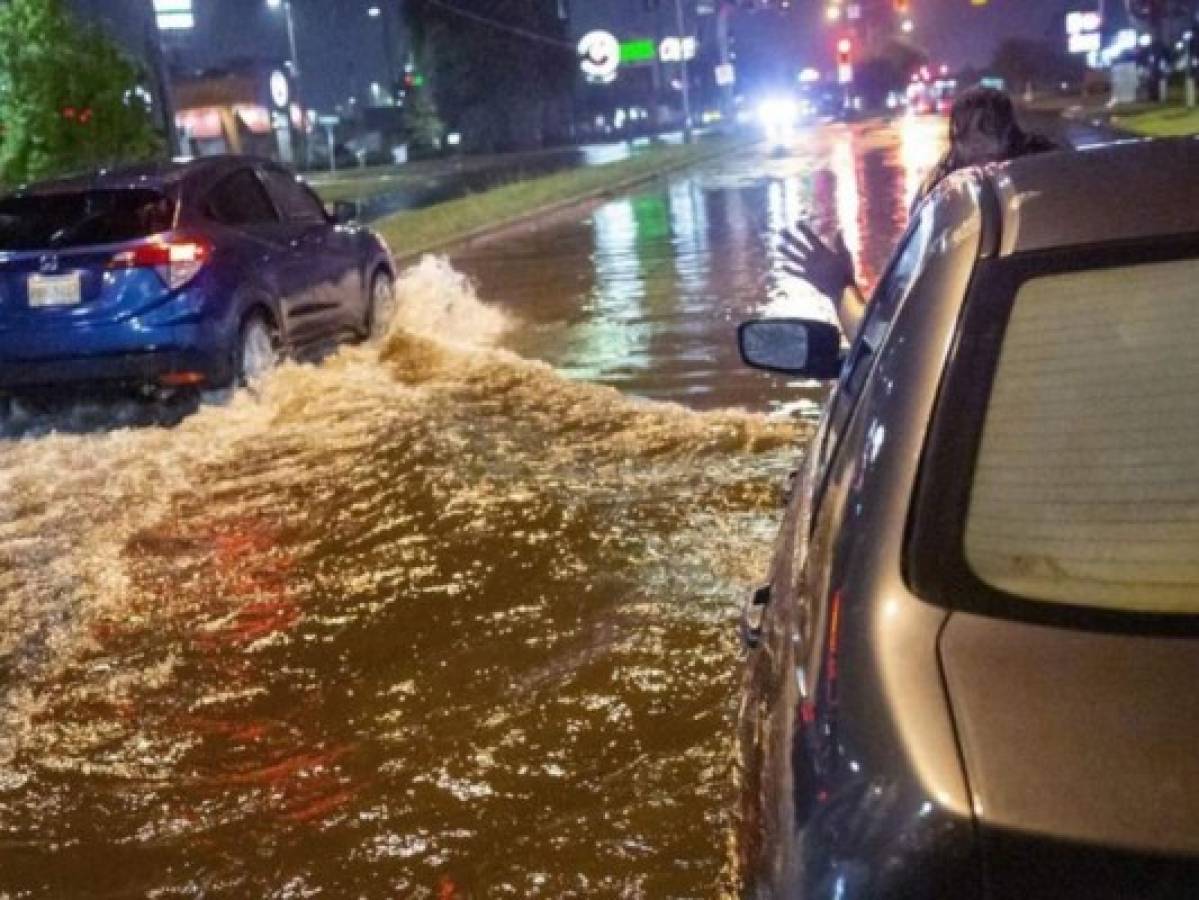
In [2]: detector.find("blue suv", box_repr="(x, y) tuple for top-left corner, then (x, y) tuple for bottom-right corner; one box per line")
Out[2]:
(0, 156), (394, 396)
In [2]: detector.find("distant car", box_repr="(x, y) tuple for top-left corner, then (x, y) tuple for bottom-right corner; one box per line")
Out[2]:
(0, 156), (394, 397)
(757, 94), (803, 152)
(735, 139), (1199, 898)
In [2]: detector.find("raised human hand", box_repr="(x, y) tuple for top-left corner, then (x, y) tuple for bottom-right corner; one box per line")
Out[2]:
(779, 221), (855, 302)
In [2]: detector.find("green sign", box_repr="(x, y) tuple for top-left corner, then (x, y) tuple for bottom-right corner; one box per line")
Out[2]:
(620, 39), (656, 65)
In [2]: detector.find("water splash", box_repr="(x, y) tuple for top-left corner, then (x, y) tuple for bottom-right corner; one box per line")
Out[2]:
(389, 255), (511, 347)
(0, 258), (807, 897)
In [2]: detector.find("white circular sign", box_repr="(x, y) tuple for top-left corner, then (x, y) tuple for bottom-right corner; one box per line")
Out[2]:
(270, 70), (290, 109)
(578, 30), (620, 83)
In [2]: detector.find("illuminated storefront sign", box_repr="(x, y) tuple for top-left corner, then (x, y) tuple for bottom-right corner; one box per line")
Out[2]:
(578, 30), (621, 83)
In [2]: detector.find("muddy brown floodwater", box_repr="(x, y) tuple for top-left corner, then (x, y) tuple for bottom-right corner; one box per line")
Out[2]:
(0, 121), (940, 898)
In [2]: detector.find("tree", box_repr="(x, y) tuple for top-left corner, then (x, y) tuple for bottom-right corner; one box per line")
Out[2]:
(404, 85), (444, 154)
(856, 58), (904, 108)
(404, 0), (574, 154)
(857, 39), (929, 108)
(0, 0), (162, 187)
(989, 38), (1086, 92)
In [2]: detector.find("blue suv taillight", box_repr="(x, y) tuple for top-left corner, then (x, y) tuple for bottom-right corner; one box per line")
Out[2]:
(107, 235), (212, 291)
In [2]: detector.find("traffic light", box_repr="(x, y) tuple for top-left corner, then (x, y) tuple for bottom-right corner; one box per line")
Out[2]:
(836, 37), (853, 84)
(894, 0), (909, 12)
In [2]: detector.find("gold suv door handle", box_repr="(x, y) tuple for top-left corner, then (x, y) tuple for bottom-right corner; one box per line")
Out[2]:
(740, 583), (773, 650)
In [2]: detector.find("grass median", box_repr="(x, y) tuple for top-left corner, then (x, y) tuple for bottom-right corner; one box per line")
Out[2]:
(1111, 104), (1199, 138)
(310, 147), (588, 204)
(369, 139), (736, 261)
(313, 171), (439, 204)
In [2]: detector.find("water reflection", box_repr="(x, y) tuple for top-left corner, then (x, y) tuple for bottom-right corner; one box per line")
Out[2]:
(0, 123), (943, 898)
(458, 122), (945, 413)
(830, 127), (865, 281)
(668, 177), (710, 299)
(585, 198), (650, 375)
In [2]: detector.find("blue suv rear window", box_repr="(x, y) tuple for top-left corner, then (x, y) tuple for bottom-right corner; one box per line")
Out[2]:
(0, 189), (175, 251)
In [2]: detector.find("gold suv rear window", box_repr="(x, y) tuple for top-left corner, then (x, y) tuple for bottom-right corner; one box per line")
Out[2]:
(965, 259), (1199, 613)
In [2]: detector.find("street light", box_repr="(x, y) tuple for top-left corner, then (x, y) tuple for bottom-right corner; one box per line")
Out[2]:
(266, 0), (304, 163)
(365, 5), (397, 105)
(266, 0), (301, 85)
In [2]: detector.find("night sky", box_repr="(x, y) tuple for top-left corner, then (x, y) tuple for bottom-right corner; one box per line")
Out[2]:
(171, 0), (398, 111)
(66, 0), (400, 112)
(80, 0), (1122, 112)
(574, 0), (1107, 70)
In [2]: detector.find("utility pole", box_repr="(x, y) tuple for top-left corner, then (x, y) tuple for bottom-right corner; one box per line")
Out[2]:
(379, 6), (398, 100)
(1187, 7), (1199, 108)
(267, 0), (305, 163)
(1127, 0), (1170, 100)
(716, 1), (735, 117)
(284, 2), (300, 82)
(673, 0), (694, 143)
(652, 0), (665, 136)
(143, 0), (180, 155)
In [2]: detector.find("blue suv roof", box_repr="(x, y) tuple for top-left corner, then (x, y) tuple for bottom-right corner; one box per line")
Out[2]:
(9, 156), (272, 197)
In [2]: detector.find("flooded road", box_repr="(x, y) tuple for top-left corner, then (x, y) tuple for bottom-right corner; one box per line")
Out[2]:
(0, 120), (940, 897)
(458, 117), (944, 411)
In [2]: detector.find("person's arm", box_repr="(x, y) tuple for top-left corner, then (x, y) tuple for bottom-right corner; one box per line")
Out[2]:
(780, 221), (863, 341)
(832, 283), (867, 344)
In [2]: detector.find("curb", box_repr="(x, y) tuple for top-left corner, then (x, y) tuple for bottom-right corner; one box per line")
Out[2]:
(390, 140), (745, 265)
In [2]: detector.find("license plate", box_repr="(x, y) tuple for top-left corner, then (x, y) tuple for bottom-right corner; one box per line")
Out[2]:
(28, 272), (82, 308)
